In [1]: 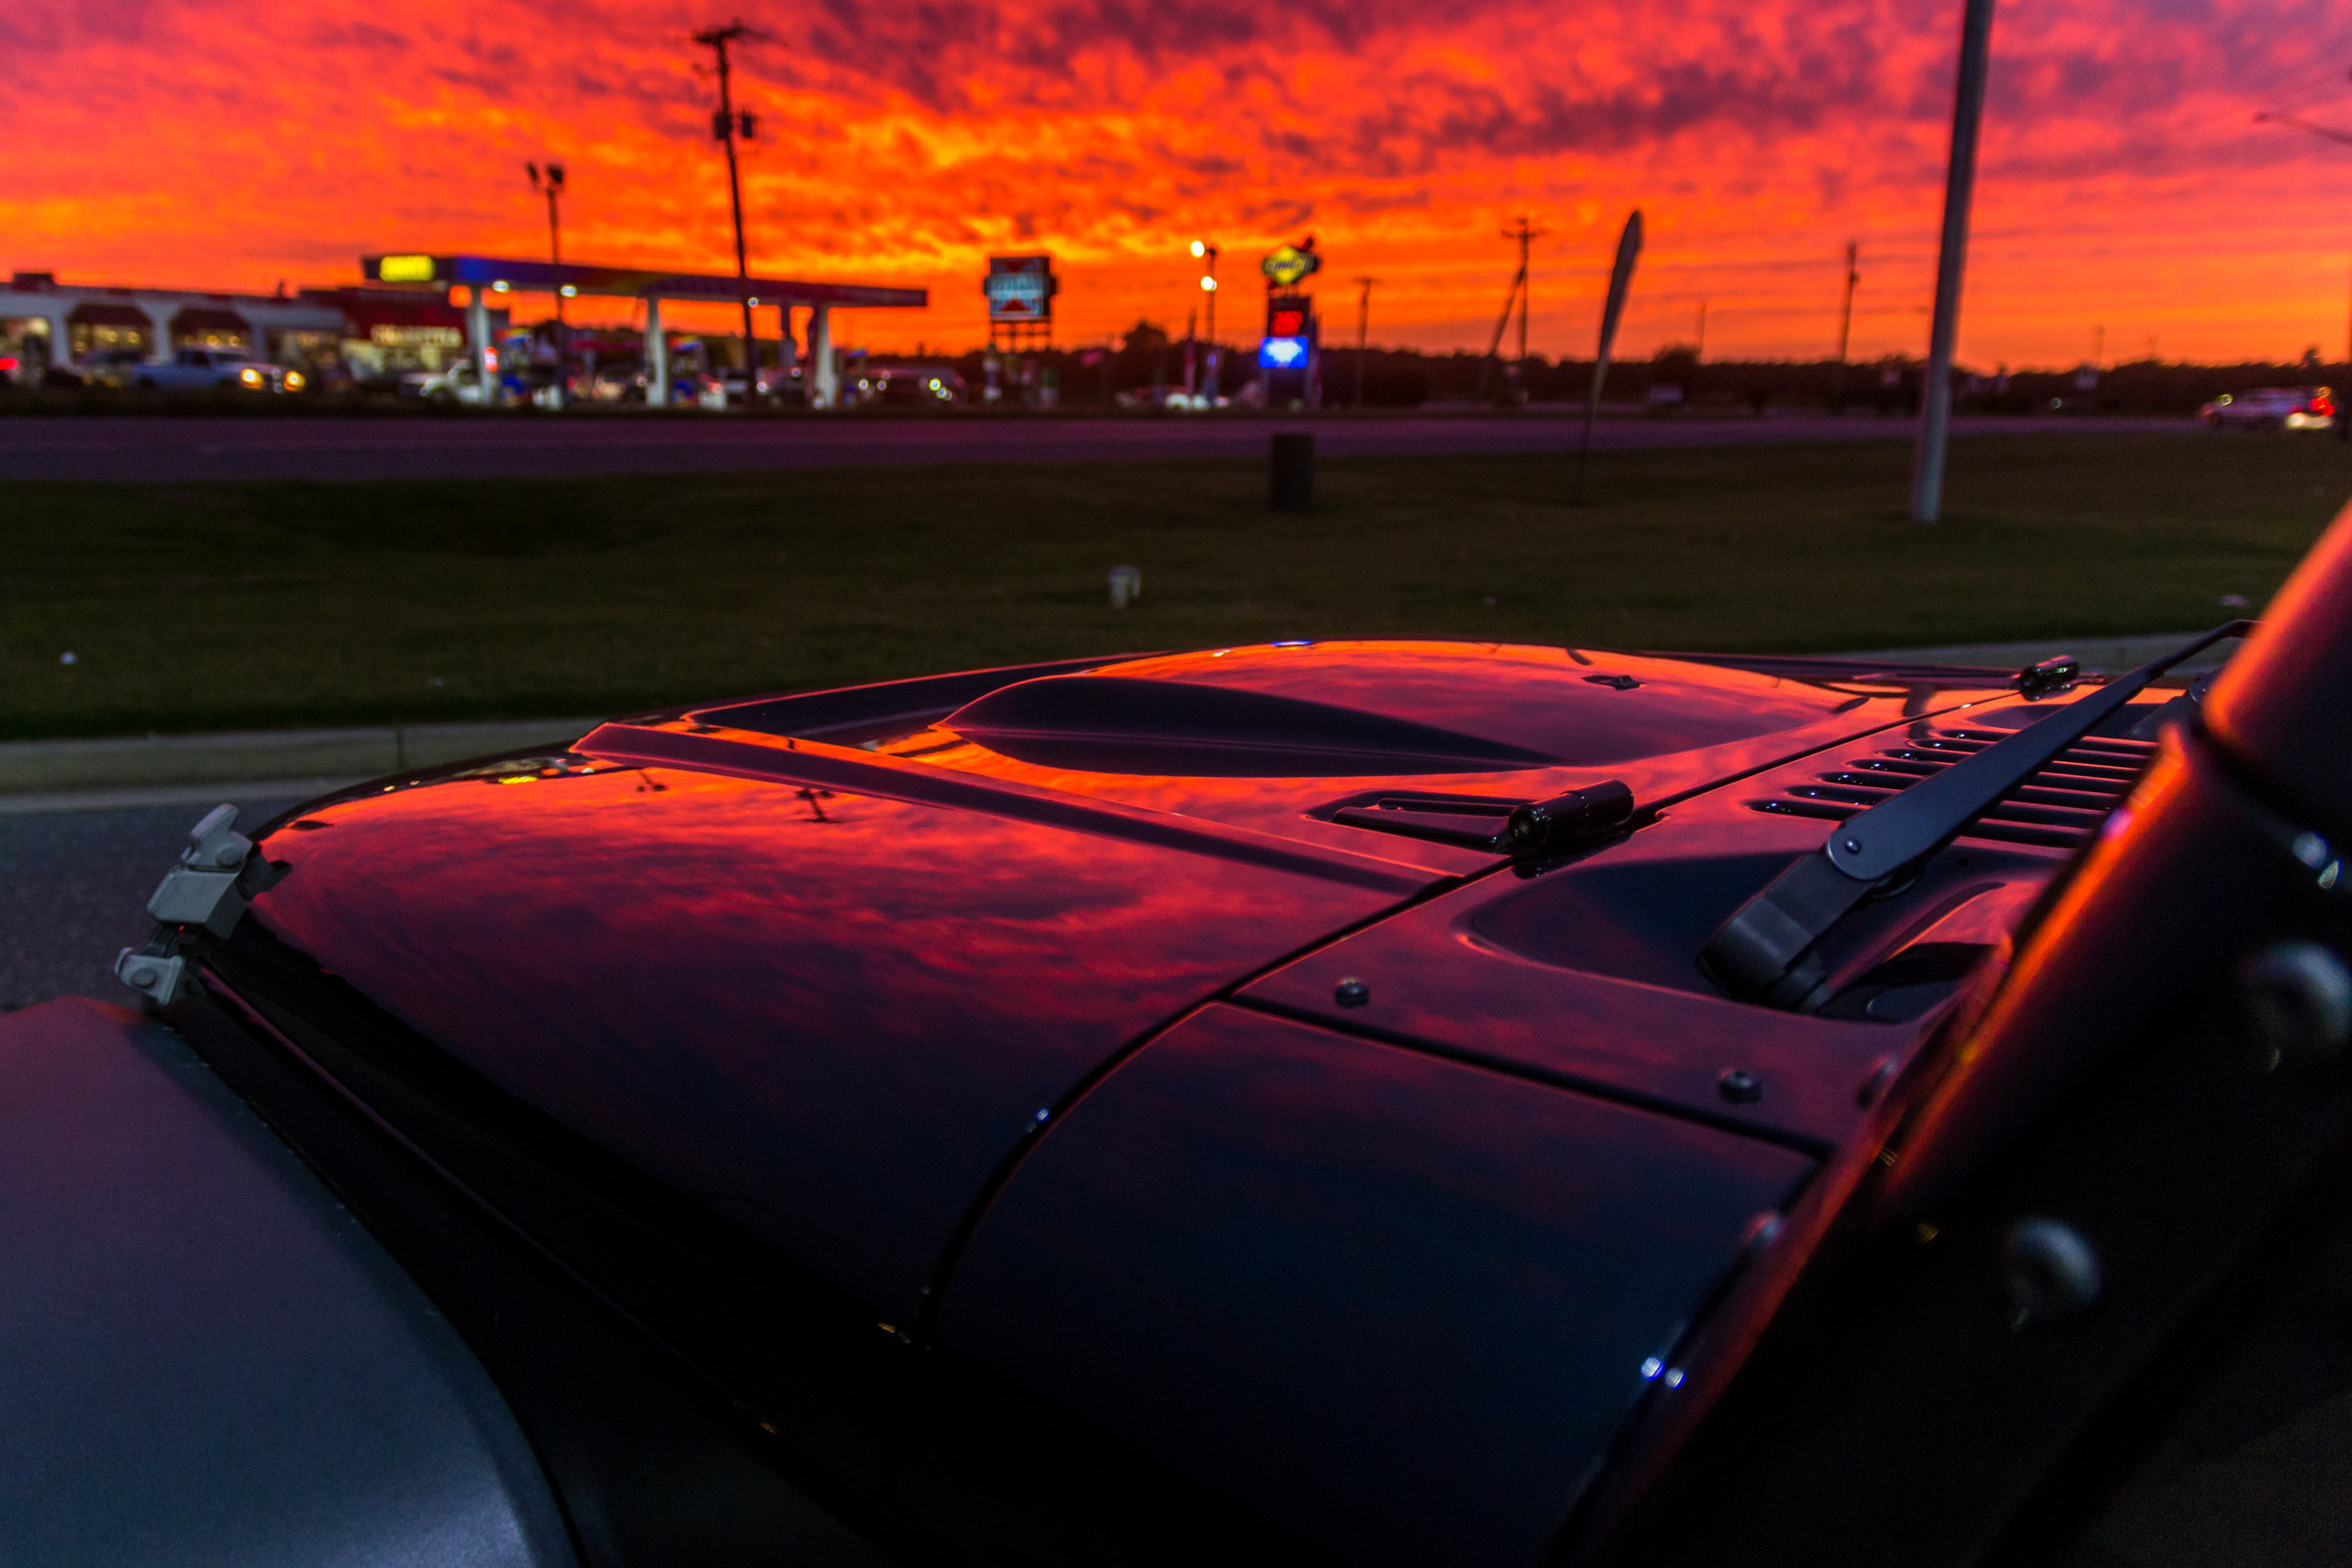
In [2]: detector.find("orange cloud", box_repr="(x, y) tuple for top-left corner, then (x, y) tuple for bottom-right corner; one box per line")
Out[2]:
(7, 0), (2352, 365)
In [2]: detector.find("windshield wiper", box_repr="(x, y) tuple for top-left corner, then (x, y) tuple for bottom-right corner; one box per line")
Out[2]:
(1700, 621), (2254, 1008)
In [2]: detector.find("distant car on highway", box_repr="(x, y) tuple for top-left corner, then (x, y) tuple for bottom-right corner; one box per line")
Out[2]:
(2200, 386), (2334, 430)
(135, 347), (304, 393)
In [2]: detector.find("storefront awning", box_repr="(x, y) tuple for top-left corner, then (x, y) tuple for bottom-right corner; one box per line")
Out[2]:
(169, 307), (251, 335)
(66, 302), (152, 328)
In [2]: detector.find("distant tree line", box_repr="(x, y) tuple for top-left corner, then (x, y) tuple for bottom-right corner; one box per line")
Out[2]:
(934, 324), (2352, 417)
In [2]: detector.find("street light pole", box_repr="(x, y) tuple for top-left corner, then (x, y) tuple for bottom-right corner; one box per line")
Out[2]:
(527, 161), (566, 405)
(695, 20), (763, 409)
(2254, 109), (2352, 443)
(1192, 241), (1220, 403)
(1910, 0), (1997, 524)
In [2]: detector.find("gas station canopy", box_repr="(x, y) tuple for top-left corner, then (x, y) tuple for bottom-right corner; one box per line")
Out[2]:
(361, 253), (926, 309)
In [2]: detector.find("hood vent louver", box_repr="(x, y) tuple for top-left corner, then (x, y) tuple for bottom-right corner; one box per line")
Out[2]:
(1750, 726), (2156, 851)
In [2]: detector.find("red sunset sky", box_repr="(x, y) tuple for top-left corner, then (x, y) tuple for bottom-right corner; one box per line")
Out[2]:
(8, 0), (2352, 366)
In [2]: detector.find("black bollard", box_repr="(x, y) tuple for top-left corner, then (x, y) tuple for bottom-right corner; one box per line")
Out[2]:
(1270, 431), (1314, 512)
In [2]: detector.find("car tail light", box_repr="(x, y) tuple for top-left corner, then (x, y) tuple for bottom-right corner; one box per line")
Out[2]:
(2313, 391), (2335, 416)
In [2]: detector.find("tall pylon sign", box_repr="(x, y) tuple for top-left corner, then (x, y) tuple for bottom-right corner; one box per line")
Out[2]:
(1258, 236), (1323, 408)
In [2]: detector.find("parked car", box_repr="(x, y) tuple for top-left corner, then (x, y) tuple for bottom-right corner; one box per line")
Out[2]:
(2200, 385), (2335, 430)
(398, 362), (505, 405)
(715, 366), (806, 406)
(74, 348), (152, 388)
(134, 346), (304, 392)
(20, 517), (2352, 1566)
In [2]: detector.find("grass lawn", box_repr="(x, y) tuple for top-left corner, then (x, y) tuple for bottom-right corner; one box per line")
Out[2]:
(2, 430), (2344, 739)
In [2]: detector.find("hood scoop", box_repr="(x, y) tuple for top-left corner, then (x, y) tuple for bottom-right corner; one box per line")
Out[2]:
(944, 675), (1561, 778)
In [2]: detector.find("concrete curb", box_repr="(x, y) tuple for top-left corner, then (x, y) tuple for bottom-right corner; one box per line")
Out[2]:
(0, 719), (600, 797)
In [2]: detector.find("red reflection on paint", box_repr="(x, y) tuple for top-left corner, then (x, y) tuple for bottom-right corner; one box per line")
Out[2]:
(248, 763), (1403, 1320)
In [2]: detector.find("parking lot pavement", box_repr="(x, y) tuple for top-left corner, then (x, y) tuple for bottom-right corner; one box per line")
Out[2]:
(0, 412), (2196, 483)
(0, 792), (307, 1014)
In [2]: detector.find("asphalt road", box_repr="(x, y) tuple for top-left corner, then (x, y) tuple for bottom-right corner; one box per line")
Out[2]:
(0, 411), (2195, 483)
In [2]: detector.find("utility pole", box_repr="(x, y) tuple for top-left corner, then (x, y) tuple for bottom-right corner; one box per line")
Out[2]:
(1910, 0), (1997, 524)
(1695, 301), (1707, 360)
(1502, 215), (1549, 403)
(1351, 277), (1378, 408)
(1835, 240), (1859, 413)
(694, 20), (764, 409)
(2253, 109), (2352, 443)
(527, 161), (566, 404)
(1475, 267), (1524, 404)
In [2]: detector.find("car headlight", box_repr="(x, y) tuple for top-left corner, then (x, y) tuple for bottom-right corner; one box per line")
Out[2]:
(240, 367), (262, 386)
(285, 371), (305, 390)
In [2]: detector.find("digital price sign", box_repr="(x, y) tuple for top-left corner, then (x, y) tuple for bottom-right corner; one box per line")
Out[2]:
(983, 255), (1057, 324)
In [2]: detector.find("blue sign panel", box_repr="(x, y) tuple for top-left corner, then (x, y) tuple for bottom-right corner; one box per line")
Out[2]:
(1259, 336), (1309, 369)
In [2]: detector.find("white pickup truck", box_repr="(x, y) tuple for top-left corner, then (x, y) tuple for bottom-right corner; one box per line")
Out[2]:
(135, 347), (303, 392)
(397, 362), (505, 405)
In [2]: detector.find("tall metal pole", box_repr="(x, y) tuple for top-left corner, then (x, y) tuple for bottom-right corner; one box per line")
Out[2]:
(696, 22), (761, 410)
(1834, 240), (1858, 413)
(1910, 0), (1997, 524)
(1352, 277), (1377, 408)
(531, 163), (566, 404)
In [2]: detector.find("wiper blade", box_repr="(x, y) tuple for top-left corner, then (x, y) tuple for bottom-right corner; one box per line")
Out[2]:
(1700, 621), (2254, 1008)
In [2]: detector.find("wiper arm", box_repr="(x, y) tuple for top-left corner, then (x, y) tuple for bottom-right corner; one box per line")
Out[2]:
(1700, 621), (2254, 1008)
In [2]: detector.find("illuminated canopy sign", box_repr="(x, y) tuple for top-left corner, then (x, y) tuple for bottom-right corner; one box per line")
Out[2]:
(1260, 240), (1322, 289)
(370, 325), (463, 346)
(375, 254), (439, 283)
(983, 254), (1058, 323)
